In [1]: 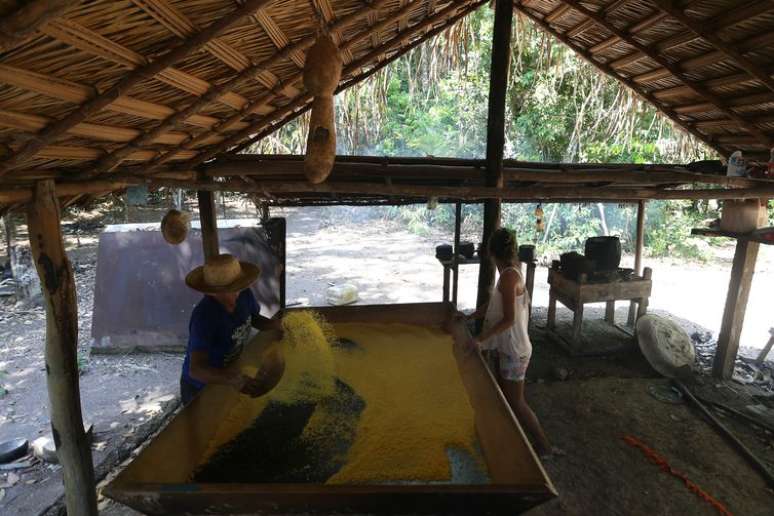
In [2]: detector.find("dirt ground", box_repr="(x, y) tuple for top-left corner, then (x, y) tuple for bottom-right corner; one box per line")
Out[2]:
(0, 202), (773, 514)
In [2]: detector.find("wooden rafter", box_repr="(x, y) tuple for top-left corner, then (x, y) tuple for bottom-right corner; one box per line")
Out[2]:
(588, 9), (668, 55)
(251, 9), (306, 69)
(133, 0), (298, 98)
(513, 3), (725, 157)
(180, 0), (484, 169)
(144, 0), (463, 173)
(611, 1), (774, 70)
(557, 0), (772, 148)
(651, 0), (774, 96)
(0, 64), (246, 131)
(40, 18), (249, 111)
(87, 0), (393, 177)
(312, 0), (354, 63)
(0, 0), (277, 177)
(564, 0), (630, 39)
(0, 0), (79, 50)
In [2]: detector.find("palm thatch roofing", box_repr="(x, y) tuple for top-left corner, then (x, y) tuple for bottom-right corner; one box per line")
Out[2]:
(0, 0), (773, 209)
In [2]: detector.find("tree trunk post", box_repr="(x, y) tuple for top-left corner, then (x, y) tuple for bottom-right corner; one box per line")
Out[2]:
(197, 190), (219, 260)
(713, 239), (760, 379)
(3, 213), (14, 277)
(26, 180), (98, 515)
(628, 200), (646, 326)
(476, 0), (512, 326)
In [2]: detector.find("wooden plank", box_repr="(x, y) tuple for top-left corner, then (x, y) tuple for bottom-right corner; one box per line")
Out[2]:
(628, 200), (646, 325)
(197, 190), (219, 260)
(692, 227), (774, 245)
(452, 202), (461, 305)
(713, 239), (760, 379)
(477, 0), (512, 318)
(26, 180), (97, 515)
(0, 0), (79, 50)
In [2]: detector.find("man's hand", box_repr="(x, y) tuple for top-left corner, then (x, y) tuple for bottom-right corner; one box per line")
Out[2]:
(230, 374), (270, 398)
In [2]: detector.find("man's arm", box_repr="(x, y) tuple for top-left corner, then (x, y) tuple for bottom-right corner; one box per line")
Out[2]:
(251, 313), (282, 331)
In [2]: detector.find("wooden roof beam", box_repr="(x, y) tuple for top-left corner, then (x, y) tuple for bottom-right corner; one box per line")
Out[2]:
(513, 3), (724, 157)
(0, 64), (244, 130)
(133, 0), (298, 98)
(651, 0), (774, 95)
(86, 0), (393, 177)
(588, 10), (668, 55)
(558, 0), (772, 148)
(611, 0), (774, 70)
(564, 0), (630, 39)
(193, 0), (487, 168)
(0, 0), (79, 50)
(0, 0), (277, 177)
(544, 3), (572, 24)
(149, 0), (479, 173)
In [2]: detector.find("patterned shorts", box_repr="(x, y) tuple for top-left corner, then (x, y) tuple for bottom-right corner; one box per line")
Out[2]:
(485, 350), (531, 382)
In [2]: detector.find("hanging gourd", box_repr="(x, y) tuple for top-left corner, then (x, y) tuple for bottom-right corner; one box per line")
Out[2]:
(303, 33), (343, 184)
(535, 203), (545, 232)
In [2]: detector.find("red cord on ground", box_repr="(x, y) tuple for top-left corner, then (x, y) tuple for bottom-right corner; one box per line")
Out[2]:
(622, 435), (733, 516)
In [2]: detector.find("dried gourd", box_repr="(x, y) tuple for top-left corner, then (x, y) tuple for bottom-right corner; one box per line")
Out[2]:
(303, 34), (342, 184)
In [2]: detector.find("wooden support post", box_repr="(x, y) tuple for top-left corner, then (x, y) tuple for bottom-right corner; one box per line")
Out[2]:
(605, 301), (615, 323)
(628, 200), (646, 326)
(713, 239), (760, 379)
(26, 180), (97, 515)
(2, 213), (13, 276)
(264, 217), (286, 311)
(197, 190), (219, 260)
(452, 202), (462, 305)
(476, 0), (512, 325)
(756, 329), (774, 364)
(525, 261), (536, 319)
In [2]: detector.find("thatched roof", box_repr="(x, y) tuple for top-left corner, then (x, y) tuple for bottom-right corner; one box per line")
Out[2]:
(515, 0), (774, 161)
(0, 0), (773, 207)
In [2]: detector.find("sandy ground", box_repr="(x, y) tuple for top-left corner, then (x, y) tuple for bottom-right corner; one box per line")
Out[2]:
(0, 203), (772, 514)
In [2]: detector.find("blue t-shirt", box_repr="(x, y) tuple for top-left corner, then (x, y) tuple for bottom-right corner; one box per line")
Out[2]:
(181, 289), (259, 393)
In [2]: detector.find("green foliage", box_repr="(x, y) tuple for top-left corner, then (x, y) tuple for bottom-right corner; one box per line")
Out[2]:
(645, 201), (709, 260)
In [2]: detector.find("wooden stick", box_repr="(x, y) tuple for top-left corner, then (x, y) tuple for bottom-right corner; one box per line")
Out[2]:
(197, 190), (219, 260)
(674, 380), (774, 488)
(27, 180), (97, 515)
(627, 200), (646, 326)
(0, 0), (79, 50)
(0, 0), (277, 177)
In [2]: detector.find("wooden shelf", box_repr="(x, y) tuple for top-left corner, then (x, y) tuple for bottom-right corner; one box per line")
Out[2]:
(691, 227), (774, 245)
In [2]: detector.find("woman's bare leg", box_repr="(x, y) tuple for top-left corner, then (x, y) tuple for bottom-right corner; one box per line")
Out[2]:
(499, 378), (551, 455)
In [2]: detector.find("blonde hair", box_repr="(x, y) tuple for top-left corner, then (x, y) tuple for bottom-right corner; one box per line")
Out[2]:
(488, 227), (518, 264)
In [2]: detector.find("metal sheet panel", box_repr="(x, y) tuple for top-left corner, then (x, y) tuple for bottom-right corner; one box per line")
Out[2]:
(91, 222), (282, 353)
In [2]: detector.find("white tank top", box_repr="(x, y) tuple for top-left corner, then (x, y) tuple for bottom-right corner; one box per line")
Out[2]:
(481, 265), (532, 358)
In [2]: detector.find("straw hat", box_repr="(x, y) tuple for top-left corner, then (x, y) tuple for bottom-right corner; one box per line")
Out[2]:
(161, 209), (191, 245)
(185, 254), (261, 294)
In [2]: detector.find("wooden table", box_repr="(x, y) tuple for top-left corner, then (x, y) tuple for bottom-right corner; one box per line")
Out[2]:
(547, 266), (653, 346)
(438, 256), (536, 316)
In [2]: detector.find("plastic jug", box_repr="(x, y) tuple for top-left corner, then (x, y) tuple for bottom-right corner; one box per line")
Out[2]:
(326, 283), (359, 306)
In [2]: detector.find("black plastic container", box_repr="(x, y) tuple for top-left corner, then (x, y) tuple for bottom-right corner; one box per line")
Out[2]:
(560, 252), (594, 281)
(435, 244), (453, 261)
(584, 236), (621, 272)
(459, 241), (476, 259)
(518, 245), (536, 263)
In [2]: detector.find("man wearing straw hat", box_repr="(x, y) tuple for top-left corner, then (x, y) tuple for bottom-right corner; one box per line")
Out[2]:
(180, 253), (282, 404)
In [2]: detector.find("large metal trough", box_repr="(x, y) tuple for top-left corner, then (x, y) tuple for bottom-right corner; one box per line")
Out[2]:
(104, 303), (556, 514)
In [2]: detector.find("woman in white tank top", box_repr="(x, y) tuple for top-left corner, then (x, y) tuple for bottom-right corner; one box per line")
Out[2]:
(457, 227), (551, 456)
